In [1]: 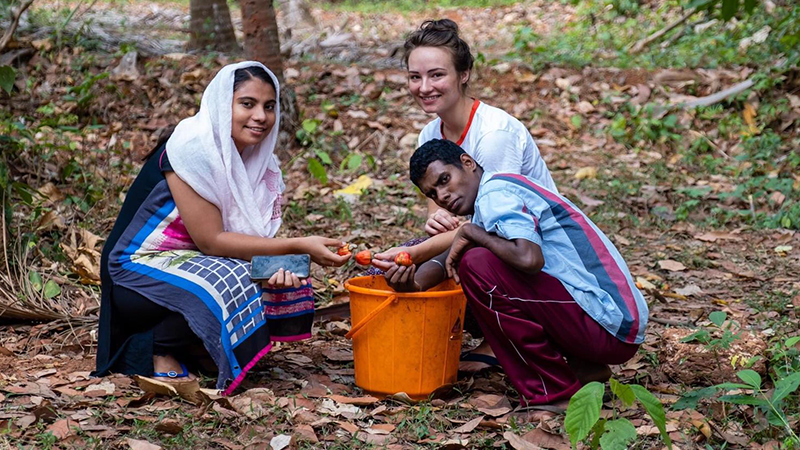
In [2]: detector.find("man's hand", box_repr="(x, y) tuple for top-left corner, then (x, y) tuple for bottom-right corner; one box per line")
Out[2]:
(384, 264), (420, 292)
(445, 224), (478, 284)
(425, 209), (460, 236)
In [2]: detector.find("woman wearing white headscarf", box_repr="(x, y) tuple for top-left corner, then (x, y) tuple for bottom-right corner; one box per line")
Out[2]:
(94, 62), (350, 394)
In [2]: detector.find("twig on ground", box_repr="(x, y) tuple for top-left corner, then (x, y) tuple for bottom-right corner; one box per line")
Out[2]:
(650, 316), (696, 328)
(682, 78), (755, 109)
(630, 6), (699, 54)
(0, 0), (36, 54)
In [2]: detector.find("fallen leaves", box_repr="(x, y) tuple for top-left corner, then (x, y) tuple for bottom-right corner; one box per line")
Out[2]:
(658, 259), (686, 272)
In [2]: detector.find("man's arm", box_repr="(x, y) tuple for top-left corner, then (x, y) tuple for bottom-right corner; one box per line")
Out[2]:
(446, 223), (543, 284)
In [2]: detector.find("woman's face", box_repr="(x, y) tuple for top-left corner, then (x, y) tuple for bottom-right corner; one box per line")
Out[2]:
(231, 78), (277, 152)
(407, 46), (469, 116)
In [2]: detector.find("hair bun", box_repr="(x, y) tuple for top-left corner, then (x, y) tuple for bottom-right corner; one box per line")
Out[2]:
(421, 19), (459, 35)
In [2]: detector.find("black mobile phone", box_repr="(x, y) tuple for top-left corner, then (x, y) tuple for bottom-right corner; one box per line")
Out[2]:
(250, 254), (311, 280)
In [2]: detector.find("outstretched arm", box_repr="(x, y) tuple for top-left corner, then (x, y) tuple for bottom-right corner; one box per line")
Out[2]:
(166, 172), (350, 267)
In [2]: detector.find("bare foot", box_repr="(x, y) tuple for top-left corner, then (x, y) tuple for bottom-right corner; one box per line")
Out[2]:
(153, 354), (197, 383)
(567, 357), (612, 385)
(459, 340), (500, 373)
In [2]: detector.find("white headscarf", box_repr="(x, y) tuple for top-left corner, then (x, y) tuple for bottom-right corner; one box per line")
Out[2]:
(166, 61), (284, 238)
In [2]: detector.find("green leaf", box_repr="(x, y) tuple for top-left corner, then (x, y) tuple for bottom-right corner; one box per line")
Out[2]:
(672, 386), (719, 411)
(772, 372), (800, 404)
(719, 394), (767, 406)
(0, 65), (15, 94)
(314, 149), (332, 165)
(565, 381), (605, 448)
(743, 0), (756, 13)
(307, 158), (328, 184)
(630, 385), (672, 450)
(44, 280), (61, 299)
(28, 271), (43, 291)
(346, 153), (362, 171)
(713, 382), (754, 390)
(736, 369), (762, 390)
(599, 419), (637, 450)
(721, 0), (739, 20)
(610, 378), (635, 407)
(708, 311), (727, 327)
(785, 336), (800, 348)
(571, 115), (583, 129)
(590, 419), (606, 450)
(301, 119), (319, 134)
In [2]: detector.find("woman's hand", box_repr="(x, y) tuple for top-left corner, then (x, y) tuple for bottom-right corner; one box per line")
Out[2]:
(384, 264), (420, 292)
(445, 225), (477, 284)
(372, 246), (414, 272)
(266, 268), (307, 289)
(301, 237), (351, 268)
(425, 209), (460, 236)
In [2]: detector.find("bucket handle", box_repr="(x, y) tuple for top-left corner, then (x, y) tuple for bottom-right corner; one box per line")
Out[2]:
(345, 295), (397, 340)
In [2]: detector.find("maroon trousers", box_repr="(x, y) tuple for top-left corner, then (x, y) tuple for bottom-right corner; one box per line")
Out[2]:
(458, 248), (639, 405)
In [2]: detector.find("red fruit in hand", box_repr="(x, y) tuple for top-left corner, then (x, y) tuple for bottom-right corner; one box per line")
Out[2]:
(337, 244), (352, 256)
(355, 250), (372, 266)
(395, 251), (413, 266)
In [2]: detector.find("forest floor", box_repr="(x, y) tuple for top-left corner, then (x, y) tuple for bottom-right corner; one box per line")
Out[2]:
(0, 0), (798, 449)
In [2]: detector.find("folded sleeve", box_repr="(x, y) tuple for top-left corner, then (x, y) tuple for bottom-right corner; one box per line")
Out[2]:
(474, 188), (542, 246)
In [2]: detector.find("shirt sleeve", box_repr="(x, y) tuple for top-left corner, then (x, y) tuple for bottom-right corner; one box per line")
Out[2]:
(474, 130), (524, 174)
(474, 188), (542, 246)
(158, 147), (174, 173)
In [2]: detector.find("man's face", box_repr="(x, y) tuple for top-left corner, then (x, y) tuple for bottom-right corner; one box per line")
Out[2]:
(417, 155), (481, 216)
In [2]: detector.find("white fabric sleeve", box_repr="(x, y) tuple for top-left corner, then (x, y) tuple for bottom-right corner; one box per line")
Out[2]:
(474, 130), (524, 174)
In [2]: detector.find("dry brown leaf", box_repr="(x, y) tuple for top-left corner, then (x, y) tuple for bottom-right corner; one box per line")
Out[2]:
(329, 394), (379, 406)
(294, 424), (318, 443)
(658, 260), (686, 272)
(503, 431), (544, 450)
(743, 103), (759, 135)
(127, 439), (163, 450)
(453, 416), (483, 434)
(521, 428), (570, 450)
(469, 394), (512, 417)
(47, 418), (80, 439)
(337, 420), (359, 434)
(133, 375), (202, 405)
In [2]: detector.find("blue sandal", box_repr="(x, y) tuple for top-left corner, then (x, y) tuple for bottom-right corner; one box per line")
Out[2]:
(153, 361), (190, 379)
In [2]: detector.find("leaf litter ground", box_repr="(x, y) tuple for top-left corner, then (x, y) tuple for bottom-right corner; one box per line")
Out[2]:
(1, 0), (799, 448)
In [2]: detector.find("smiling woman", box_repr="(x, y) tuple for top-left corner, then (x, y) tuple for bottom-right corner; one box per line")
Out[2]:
(93, 62), (352, 394)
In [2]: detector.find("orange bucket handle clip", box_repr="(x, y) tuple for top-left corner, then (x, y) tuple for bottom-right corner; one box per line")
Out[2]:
(345, 294), (397, 340)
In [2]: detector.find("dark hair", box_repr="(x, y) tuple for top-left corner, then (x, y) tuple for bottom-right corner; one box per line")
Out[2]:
(403, 19), (474, 89)
(143, 65), (276, 161)
(233, 65), (275, 92)
(409, 139), (471, 186)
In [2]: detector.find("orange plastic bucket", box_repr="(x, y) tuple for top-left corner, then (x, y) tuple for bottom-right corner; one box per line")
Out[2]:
(344, 275), (467, 400)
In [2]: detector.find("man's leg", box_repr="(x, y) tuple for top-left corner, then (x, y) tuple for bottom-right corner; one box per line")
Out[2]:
(458, 248), (637, 405)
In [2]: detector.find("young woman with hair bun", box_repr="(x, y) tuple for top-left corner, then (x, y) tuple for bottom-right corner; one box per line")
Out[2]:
(371, 19), (559, 372)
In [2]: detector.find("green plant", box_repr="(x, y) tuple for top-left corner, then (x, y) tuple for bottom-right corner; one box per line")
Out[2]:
(294, 118), (364, 185)
(565, 379), (672, 449)
(0, 65), (14, 94)
(64, 71), (110, 112)
(675, 337), (800, 446)
(681, 311), (742, 356)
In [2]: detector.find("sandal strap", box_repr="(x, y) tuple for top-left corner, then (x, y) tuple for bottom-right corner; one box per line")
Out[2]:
(153, 362), (189, 378)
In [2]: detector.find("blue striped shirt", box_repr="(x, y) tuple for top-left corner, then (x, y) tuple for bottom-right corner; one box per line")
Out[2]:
(471, 173), (648, 344)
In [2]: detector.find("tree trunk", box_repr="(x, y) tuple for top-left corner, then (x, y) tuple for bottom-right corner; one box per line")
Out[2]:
(239, 0), (284, 81)
(239, 0), (298, 158)
(188, 0), (239, 52)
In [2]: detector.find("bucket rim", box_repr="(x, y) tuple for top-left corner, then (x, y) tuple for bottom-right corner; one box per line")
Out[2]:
(344, 275), (462, 298)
